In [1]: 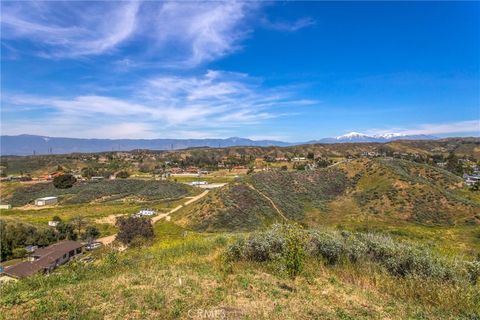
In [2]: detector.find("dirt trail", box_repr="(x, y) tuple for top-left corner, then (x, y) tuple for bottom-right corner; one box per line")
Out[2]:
(96, 190), (209, 245)
(246, 183), (288, 221)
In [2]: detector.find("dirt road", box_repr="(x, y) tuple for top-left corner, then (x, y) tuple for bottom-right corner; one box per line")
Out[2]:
(246, 183), (288, 221)
(96, 190), (209, 245)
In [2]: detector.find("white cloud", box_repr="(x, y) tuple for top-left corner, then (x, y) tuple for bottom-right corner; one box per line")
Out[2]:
(1, 1), (255, 66)
(1, 1), (140, 57)
(147, 2), (253, 67)
(2, 70), (310, 138)
(366, 120), (480, 136)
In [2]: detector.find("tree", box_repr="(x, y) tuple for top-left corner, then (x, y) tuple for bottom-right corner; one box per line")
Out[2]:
(53, 174), (76, 189)
(12, 247), (27, 259)
(307, 152), (315, 160)
(116, 171), (130, 179)
(71, 216), (86, 235)
(445, 153), (463, 176)
(82, 225), (100, 243)
(116, 216), (154, 245)
(56, 222), (77, 241)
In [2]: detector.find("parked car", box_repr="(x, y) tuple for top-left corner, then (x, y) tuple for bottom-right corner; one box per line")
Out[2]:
(84, 242), (102, 251)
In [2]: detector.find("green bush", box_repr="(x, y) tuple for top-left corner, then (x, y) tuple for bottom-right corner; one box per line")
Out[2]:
(52, 174), (76, 189)
(308, 231), (343, 265)
(283, 224), (306, 278)
(226, 224), (474, 284)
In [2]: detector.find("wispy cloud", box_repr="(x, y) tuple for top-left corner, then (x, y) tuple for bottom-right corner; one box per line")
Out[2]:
(366, 120), (480, 136)
(1, 1), (256, 67)
(1, 1), (140, 57)
(261, 17), (315, 32)
(1, 70), (311, 138)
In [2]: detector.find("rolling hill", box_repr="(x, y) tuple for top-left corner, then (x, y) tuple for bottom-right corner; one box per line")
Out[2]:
(175, 158), (480, 231)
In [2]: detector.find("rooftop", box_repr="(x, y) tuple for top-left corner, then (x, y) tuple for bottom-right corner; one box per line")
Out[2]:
(36, 196), (58, 201)
(3, 240), (83, 279)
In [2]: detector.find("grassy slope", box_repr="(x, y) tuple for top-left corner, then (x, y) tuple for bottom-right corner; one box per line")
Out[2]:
(175, 159), (480, 256)
(176, 184), (281, 232)
(337, 158), (479, 225)
(1, 221), (479, 319)
(4, 179), (193, 207)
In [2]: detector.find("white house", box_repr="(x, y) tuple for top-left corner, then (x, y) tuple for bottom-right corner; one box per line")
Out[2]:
(0, 204), (12, 210)
(35, 197), (58, 206)
(190, 181), (208, 186)
(136, 209), (157, 217)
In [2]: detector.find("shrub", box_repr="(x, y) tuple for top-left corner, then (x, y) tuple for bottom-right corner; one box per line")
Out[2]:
(283, 224), (307, 278)
(116, 216), (154, 245)
(225, 224), (473, 284)
(243, 226), (285, 262)
(12, 248), (27, 259)
(465, 260), (480, 284)
(308, 231), (343, 265)
(81, 225), (100, 242)
(116, 171), (130, 179)
(52, 174), (76, 189)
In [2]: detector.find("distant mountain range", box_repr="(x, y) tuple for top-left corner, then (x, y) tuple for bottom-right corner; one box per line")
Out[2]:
(308, 132), (437, 144)
(0, 133), (438, 156)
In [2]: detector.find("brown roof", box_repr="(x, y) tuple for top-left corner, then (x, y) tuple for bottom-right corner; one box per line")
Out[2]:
(3, 240), (83, 279)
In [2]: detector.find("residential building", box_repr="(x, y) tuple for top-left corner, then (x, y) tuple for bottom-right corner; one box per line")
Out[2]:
(135, 209), (157, 217)
(34, 196), (58, 206)
(1, 241), (83, 279)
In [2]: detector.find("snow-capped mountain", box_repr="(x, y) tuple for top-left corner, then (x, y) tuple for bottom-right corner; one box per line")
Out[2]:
(309, 132), (437, 144)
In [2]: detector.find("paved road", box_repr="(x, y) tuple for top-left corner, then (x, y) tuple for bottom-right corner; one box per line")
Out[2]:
(96, 190), (209, 245)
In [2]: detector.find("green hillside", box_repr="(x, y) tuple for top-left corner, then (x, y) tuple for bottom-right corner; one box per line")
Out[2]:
(173, 159), (480, 257)
(5, 179), (193, 207)
(175, 168), (349, 231)
(338, 158), (479, 225)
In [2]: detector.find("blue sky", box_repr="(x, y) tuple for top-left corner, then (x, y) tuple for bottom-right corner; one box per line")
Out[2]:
(1, 1), (479, 141)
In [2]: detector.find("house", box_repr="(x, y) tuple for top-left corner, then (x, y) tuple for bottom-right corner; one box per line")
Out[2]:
(91, 176), (105, 181)
(34, 196), (58, 206)
(1, 241), (83, 279)
(0, 204), (12, 210)
(190, 181), (208, 186)
(135, 209), (157, 217)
